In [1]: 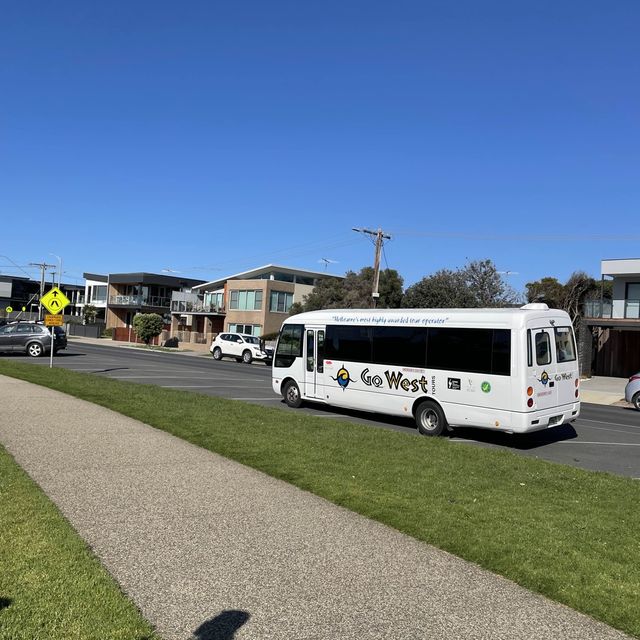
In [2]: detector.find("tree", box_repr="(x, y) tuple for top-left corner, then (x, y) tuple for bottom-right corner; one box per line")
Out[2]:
(296, 276), (345, 312)
(132, 313), (164, 346)
(82, 304), (98, 324)
(291, 267), (404, 313)
(525, 277), (565, 308)
(402, 260), (516, 308)
(526, 271), (599, 329)
(561, 271), (598, 328)
(464, 259), (518, 307)
(403, 269), (475, 308)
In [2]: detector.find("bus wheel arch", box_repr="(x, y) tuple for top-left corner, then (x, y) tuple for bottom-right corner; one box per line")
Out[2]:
(282, 378), (303, 408)
(413, 399), (448, 436)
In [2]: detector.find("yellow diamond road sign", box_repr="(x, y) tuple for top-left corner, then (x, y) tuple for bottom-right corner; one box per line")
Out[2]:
(41, 287), (70, 315)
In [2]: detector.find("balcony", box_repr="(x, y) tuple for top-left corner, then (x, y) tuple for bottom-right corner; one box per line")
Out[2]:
(584, 299), (640, 320)
(170, 292), (224, 314)
(109, 295), (172, 308)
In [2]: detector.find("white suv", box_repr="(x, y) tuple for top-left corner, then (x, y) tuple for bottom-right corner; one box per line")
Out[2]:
(210, 333), (272, 364)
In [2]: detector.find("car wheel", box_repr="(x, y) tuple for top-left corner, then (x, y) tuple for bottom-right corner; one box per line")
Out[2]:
(633, 392), (640, 411)
(283, 380), (302, 408)
(27, 342), (44, 358)
(242, 350), (252, 364)
(415, 401), (447, 436)
(212, 347), (222, 360)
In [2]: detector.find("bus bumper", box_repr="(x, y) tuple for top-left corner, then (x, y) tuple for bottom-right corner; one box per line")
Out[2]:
(511, 402), (581, 433)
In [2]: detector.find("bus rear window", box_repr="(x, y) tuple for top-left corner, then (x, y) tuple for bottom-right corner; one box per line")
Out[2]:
(275, 324), (304, 368)
(555, 327), (576, 362)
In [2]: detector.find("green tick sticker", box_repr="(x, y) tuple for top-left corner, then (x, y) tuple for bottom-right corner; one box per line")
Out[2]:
(481, 381), (491, 393)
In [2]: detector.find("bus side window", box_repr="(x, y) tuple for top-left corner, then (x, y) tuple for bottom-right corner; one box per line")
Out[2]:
(535, 331), (551, 365)
(317, 331), (324, 373)
(306, 330), (314, 372)
(527, 329), (532, 367)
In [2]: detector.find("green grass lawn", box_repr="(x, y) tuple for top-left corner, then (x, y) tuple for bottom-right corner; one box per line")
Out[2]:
(1, 360), (639, 638)
(0, 444), (160, 640)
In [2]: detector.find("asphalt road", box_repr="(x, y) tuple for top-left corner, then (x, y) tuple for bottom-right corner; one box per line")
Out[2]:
(15, 340), (640, 478)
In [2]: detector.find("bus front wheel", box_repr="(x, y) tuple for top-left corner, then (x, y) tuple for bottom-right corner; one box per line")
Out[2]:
(415, 401), (447, 436)
(283, 380), (302, 408)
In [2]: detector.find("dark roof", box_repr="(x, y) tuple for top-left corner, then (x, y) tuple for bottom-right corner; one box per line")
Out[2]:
(83, 273), (108, 282)
(107, 272), (205, 287)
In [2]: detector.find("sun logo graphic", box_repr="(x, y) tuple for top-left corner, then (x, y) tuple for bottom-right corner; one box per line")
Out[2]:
(332, 365), (355, 390)
(538, 371), (550, 386)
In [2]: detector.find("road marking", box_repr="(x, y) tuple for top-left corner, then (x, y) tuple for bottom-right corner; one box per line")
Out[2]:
(555, 441), (640, 446)
(105, 375), (249, 380)
(576, 418), (639, 430)
(160, 385), (218, 389)
(230, 397), (282, 401)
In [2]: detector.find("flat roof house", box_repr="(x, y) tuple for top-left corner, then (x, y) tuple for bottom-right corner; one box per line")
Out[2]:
(583, 258), (640, 377)
(169, 264), (342, 347)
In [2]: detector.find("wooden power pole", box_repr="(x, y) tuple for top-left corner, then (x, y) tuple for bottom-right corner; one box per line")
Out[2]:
(352, 227), (392, 308)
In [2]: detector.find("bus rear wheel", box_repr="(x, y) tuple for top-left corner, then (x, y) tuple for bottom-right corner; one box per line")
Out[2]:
(283, 380), (302, 408)
(415, 401), (447, 436)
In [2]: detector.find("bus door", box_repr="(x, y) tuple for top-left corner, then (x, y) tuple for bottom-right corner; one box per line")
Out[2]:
(553, 325), (579, 405)
(528, 328), (558, 409)
(304, 327), (325, 400)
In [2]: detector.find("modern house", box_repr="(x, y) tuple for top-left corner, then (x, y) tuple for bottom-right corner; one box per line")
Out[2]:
(104, 273), (205, 341)
(169, 264), (342, 347)
(76, 273), (109, 322)
(0, 275), (84, 320)
(583, 258), (640, 377)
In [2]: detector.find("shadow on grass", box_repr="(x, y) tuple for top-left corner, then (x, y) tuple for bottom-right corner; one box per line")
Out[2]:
(0, 597), (12, 610)
(293, 401), (579, 451)
(193, 610), (250, 640)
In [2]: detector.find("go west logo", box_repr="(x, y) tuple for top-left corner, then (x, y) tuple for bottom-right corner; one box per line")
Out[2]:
(361, 367), (429, 393)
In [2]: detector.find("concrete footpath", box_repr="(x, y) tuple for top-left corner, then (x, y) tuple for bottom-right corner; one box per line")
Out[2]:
(0, 375), (631, 640)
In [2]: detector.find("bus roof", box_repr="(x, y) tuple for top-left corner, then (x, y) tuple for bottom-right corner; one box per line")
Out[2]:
(282, 305), (572, 329)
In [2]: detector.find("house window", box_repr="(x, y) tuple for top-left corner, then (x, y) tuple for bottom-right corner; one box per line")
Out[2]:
(229, 289), (263, 310)
(228, 323), (262, 336)
(91, 286), (107, 303)
(270, 291), (294, 313)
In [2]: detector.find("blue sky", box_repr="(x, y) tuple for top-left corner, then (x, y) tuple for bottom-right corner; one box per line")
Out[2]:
(1, 1), (637, 295)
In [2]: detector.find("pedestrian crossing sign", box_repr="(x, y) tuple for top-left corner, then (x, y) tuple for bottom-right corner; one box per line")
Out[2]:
(41, 287), (70, 315)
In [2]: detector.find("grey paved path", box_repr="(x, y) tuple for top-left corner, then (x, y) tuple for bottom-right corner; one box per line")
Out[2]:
(0, 375), (631, 640)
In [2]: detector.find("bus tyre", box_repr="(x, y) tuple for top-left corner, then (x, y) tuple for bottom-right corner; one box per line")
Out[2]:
(283, 380), (302, 408)
(416, 401), (447, 436)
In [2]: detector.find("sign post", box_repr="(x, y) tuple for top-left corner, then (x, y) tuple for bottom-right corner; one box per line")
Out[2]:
(40, 287), (70, 368)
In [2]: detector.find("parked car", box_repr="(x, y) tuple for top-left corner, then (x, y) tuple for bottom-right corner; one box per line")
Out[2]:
(210, 333), (272, 364)
(624, 372), (640, 410)
(0, 322), (67, 357)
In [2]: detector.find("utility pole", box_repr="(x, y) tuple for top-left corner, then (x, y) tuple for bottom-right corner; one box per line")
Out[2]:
(29, 262), (56, 320)
(352, 227), (392, 308)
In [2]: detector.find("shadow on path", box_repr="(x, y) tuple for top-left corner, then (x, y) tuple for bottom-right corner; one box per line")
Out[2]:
(193, 610), (250, 640)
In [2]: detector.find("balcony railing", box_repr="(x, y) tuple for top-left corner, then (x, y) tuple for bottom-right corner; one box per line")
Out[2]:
(170, 300), (225, 314)
(109, 295), (172, 308)
(583, 299), (640, 320)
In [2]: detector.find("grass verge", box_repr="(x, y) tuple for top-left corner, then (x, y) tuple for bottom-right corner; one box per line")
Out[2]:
(0, 444), (160, 640)
(1, 360), (639, 637)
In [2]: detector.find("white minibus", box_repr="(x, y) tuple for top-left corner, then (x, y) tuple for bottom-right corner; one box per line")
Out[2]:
(272, 304), (580, 435)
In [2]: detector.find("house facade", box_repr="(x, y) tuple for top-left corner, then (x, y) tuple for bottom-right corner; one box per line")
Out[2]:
(104, 273), (205, 341)
(169, 264), (341, 347)
(583, 258), (640, 377)
(1, 275), (84, 320)
(76, 273), (109, 322)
